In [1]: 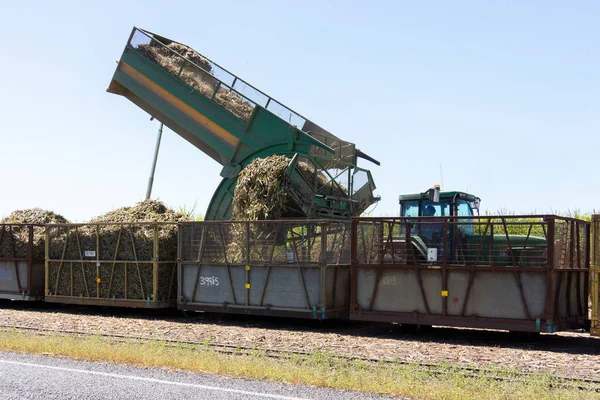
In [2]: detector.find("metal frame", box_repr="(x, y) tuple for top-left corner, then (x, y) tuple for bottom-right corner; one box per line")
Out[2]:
(177, 220), (350, 319)
(44, 222), (177, 308)
(591, 214), (600, 336)
(349, 215), (590, 332)
(0, 224), (43, 300)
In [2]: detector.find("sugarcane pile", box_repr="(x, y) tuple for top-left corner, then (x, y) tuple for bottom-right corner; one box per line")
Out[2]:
(0, 208), (69, 260)
(226, 155), (348, 262)
(232, 156), (290, 221)
(231, 155), (347, 221)
(46, 200), (188, 301)
(136, 40), (255, 121)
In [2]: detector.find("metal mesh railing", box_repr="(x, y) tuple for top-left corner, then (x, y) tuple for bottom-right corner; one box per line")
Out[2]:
(179, 220), (350, 265)
(353, 216), (589, 269)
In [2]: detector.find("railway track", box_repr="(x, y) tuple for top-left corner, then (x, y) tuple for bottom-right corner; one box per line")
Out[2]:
(1, 324), (599, 393)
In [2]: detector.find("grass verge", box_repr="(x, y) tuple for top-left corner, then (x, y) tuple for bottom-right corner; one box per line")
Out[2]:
(0, 329), (595, 400)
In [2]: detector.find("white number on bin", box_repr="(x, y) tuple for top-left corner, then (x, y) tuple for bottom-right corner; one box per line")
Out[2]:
(199, 276), (220, 286)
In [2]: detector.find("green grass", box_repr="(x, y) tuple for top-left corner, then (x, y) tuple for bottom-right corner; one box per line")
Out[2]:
(0, 330), (596, 400)
(177, 202), (204, 221)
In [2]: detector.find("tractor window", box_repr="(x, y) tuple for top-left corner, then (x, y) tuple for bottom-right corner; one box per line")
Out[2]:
(457, 199), (474, 217)
(420, 200), (450, 216)
(457, 199), (474, 235)
(401, 200), (419, 217)
(400, 199), (450, 217)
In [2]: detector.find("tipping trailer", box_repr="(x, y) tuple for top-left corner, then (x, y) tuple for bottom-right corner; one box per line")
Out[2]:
(107, 28), (379, 220)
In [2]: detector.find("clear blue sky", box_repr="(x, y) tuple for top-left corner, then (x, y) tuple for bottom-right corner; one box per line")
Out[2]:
(0, 1), (598, 221)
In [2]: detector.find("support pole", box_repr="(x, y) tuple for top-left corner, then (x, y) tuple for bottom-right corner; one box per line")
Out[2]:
(146, 122), (164, 200)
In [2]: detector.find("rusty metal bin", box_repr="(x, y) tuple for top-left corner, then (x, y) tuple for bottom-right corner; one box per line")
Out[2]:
(178, 220), (350, 319)
(44, 223), (177, 308)
(0, 224), (45, 300)
(591, 215), (600, 336)
(350, 216), (590, 333)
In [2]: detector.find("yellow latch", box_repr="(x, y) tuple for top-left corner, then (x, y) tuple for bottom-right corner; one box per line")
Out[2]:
(245, 265), (251, 271)
(245, 283), (251, 289)
(441, 290), (448, 297)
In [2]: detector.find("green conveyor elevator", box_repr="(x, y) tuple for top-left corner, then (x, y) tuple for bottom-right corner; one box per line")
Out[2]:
(108, 27), (379, 220)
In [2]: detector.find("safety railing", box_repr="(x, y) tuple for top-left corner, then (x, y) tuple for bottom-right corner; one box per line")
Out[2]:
(352, 215), (589, 269)
(179, 220), (350, 265)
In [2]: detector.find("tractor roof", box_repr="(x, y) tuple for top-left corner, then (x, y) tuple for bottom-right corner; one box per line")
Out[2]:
(398, 191), (480, 202)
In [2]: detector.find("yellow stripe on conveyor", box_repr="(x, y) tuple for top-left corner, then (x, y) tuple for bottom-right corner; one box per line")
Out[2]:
(119, 62), (239, 148)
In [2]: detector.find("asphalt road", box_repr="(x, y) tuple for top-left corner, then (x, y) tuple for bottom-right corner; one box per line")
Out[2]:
(0, 352), (400, 400)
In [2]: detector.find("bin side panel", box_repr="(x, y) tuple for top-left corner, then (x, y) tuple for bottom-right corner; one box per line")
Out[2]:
(0, 261), (25, 294)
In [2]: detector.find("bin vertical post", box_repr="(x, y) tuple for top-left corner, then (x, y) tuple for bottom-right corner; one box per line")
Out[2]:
(177, 223), (183, 305)
(245, 222), (250, 306)
(583, 221), (590, 325)
(350, 219), (358, 313)
(26, 225), (33, 295)
(442, 217), (448, 317)
(153, 224), (159, 301)
(378, 221), (385, 265)
(544, 216), (555, 325)
(45, 227), (49, 296)
(592, 215), (600, 335)
(96, 225), (100, 298)
(319, 222), (327, 314)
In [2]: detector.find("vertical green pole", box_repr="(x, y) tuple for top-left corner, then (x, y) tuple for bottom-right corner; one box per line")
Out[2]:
(146, 123), (163, 200)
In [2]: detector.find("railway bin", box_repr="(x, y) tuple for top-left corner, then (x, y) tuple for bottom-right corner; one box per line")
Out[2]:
(592, 214), (600, 336)
(350, 215), (590, 333)
(0, 224), (45, 300)
(44, 223), (178, 308)
(178, 220), (351, 319)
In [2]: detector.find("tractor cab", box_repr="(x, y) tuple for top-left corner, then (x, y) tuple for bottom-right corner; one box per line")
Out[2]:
(399, 186), (480, 220)
(397, 186), (546, 266)
(397, 186), (482, 262)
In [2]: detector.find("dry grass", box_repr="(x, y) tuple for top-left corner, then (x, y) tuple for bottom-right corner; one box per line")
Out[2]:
(0, 329), (594, 400)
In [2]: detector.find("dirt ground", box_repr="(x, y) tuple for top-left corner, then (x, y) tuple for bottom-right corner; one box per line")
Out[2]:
(0, 302), (597, 380)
